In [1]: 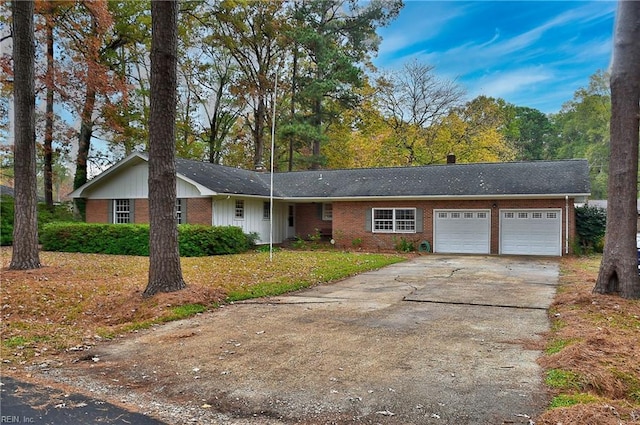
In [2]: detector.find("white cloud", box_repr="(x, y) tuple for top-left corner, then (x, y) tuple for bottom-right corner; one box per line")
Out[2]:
(373, 1), (615, 112)
(470, 68), (553, 99)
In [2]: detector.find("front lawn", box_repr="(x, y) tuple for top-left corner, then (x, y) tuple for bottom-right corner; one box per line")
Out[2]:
(1, 248), (405, 363)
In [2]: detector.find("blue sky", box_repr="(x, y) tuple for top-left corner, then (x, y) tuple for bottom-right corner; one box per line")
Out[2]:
(373, 0), (616, 114)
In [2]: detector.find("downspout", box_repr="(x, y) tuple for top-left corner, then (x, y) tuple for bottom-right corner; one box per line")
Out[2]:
(565, 195), (569, 255)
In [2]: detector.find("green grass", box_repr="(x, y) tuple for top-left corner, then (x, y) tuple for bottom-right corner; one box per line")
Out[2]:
(545, 368), (583, 390)
(225, 253), (405, 302)
(549, 393), (600, 409)
(165, 303), (207, 321)
(545, 338), (580, 354)
(3, 336), (29, 348)
(226, 278), (310, 302)
(586, 312), (640, 331)
(611, 369), (640, 402)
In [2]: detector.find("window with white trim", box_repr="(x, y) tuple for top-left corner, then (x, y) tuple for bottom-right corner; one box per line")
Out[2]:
(547, 212), (557, 219)
(114, 199), (131, 224)
(175, 199), (184, 224)
(322, 203), (333, 221)
(518, 212), (528, 219)
(477, 212), (487, 219)
(504, 212), (514, 219)
(532, 212), (543, 219)
(235, 200), (244, 219)
(373, 208), (416, 233)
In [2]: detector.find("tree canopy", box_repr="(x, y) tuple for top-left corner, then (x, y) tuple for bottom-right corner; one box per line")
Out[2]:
(0, 1), (619, 201)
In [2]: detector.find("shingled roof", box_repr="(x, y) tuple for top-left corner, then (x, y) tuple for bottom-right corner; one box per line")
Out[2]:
(71, 153), (591, 200)
(179, 157), (591, 199)
(269, 160), (591, 199)
(176, 158), (272, 197)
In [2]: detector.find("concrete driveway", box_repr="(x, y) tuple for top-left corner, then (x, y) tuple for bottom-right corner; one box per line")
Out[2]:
(45, 255), (558, 425)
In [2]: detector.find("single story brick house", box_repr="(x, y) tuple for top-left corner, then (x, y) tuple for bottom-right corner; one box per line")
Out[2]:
(69, 152), (590, 256)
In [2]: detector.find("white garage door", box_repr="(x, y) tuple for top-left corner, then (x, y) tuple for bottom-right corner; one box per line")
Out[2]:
(434, 210), (490, 254)
(500, 209), (562, 256)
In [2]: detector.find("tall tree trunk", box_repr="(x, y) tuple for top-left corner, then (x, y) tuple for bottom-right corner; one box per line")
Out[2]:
(43, 11), (54, 210)
(311, 97), (322, 170)
(10, 0), (41, 270)
(73, 83), (95, 220)
(144, 0), (186, 297)
(288, 43), (298, 172)
(253, 96), (266, 169)
(594, 0), (640, 299)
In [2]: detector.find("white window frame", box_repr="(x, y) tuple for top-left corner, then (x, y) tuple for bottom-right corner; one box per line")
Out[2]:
(372, 208), (416, 233)
(175, 199), (183, 224)
(114, 199), (131, 224)
(235, 200), (244, 220)
(322, 203), (333, 221)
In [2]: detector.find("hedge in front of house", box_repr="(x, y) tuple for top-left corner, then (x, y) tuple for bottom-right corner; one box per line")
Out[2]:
(178, 224), (256, 256)
(40, 223), (255, 256)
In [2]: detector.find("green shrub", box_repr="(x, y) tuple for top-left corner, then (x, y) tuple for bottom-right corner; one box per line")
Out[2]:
(41, 223), (255, 256)
(41, 223), (150, 255)
(0, 195), (13, 245)
(575, 205), (606, 254)
(1, 198), (78, 246)
(178, 225), (255, 256)
(394, 237), (415, 252)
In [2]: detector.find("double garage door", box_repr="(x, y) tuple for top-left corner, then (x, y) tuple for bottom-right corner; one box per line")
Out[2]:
(433, 209), (562, 256)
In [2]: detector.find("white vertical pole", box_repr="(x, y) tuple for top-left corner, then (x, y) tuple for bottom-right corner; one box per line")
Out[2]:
(269, 65), (279, 262)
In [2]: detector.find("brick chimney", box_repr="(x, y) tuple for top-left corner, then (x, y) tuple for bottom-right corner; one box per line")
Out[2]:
(446, 153), (456, 164)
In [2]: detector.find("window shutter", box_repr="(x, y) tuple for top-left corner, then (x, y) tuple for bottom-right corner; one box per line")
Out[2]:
(416, 208), (423, 232)
(181, 199), (187, 224)
(108, 200), (113, 224)
(365, 209), (372, 231)
(317, 203), (323, 218)
(130, 199), (135, 223)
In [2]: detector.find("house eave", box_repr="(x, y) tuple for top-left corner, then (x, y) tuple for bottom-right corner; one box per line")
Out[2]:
(283, 193), (591, 202)
(213, 193), (286, 200)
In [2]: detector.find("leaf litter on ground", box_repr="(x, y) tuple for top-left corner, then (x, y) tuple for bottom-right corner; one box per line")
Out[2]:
(1, 248), (404, 364)
(535, 255), (640, 424)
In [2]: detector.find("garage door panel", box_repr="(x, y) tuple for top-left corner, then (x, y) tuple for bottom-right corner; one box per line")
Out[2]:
(434, 210), (490, 254)
(500, 209), (561, 256)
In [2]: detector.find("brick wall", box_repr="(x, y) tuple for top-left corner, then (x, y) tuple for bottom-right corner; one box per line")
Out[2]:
(332, 198), (576, 254)
(84, 198), (212, 225)
(85, 199), (109, 223)
(134, 199), (149, 223)
(186, 198), (212, 225)
(295, 203), (332, 239)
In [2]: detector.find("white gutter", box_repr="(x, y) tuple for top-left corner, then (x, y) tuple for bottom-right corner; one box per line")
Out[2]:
(282, 193), (591, 202)
(565, 195), (569, 254)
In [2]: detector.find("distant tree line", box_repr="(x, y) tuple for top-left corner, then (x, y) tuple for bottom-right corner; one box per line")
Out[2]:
(0, 0), (615, 214)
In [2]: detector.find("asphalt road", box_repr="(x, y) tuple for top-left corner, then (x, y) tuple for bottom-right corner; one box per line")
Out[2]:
(0, 375), (166, 425)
